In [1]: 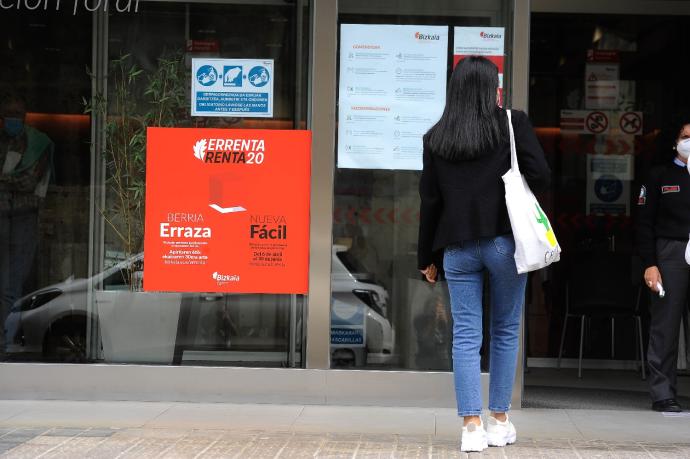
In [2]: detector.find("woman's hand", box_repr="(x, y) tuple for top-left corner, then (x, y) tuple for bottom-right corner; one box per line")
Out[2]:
(420, 264), (438, 283)
(644, 266), (662, 292)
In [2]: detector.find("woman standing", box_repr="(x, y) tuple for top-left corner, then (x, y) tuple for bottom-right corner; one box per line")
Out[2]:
(417, 56), (550, 452)
(637, 115), (690, 413)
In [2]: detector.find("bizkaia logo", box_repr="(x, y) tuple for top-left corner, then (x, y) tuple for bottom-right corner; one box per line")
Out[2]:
(414, 31), (440, 41)
(192, 138), (265, 164)
(480, 31), (503, 40)
(212, 271), (240, 286)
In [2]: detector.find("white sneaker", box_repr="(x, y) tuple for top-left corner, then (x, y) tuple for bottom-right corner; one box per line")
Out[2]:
(486, 415), (517, 447)
(461, 421), (488, 452)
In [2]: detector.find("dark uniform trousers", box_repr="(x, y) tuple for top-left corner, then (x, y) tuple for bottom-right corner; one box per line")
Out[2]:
(648, 238), (690, 402)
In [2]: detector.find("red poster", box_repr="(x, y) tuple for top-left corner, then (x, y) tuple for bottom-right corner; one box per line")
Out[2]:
(143, 128), (311, 294)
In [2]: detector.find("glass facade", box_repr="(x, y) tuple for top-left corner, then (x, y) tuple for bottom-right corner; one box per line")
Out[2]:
(0, 0), (517, 372)
(1, 1), (310, 367)
(3, 0), (687, 408)
(331, 0), (513, 370)
(1, 10), (93, 362)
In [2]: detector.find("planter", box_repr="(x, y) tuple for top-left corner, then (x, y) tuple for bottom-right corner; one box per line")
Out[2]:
(96, 291), (182, 364)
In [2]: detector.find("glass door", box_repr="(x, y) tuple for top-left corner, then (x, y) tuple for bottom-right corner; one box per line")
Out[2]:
(330, 0), (514, 370)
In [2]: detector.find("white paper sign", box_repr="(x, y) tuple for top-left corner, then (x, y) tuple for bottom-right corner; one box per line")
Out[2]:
(191, 58), (273, 118)
(453, 26), (505, 60)
(560, 110), (643, 136)
(585, 63), (620, 110)
(338, 24), (448, 170)
(585, 63), (619, 82)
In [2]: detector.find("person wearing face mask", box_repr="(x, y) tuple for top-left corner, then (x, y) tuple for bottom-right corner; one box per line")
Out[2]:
(636, 114), (690, 413)
(0, 94), (54, 355)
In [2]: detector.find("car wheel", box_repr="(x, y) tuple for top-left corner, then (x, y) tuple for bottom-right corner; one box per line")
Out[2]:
(44, 322), (88, 363)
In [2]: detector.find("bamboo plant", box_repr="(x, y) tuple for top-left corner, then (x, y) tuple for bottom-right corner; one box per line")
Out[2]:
(85, 51), (188, 289)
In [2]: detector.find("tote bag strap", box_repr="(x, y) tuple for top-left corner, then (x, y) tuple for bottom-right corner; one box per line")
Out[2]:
(506, 109), (520, 174)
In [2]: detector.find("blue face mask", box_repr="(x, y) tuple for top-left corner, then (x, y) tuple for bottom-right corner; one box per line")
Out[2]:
(3, 117), (24, 137)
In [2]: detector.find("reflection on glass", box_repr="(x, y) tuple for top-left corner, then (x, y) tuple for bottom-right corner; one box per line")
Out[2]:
(331, 245), (394, 367)
(1, 95), (53, 351)
(413, 290), (452, 371)
(92, 2), (306, 367)
(1, 9), (92, 362)
(2, 2), (308, 367)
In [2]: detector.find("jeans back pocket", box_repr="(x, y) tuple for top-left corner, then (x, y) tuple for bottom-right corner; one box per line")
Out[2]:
(492, 235), (515, 258)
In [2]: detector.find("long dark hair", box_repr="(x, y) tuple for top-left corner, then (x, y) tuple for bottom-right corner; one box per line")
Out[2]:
(424, 56), (505, 161)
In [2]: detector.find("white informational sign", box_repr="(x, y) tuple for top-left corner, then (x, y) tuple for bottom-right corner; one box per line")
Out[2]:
(586, 154), (632, 216)
(453, 26), (505, 64)
(191, 58), (274, 117)
(560, 110), (643, 136)
(585, 63), (620, 110)
(338, 24), (448, 170)
(453, 27), (505, 103)
(561, 110), (611, 135)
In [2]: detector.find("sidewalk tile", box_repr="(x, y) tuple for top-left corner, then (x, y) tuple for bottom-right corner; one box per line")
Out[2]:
(566, 409), (690, 443)
(0, 401), (171, 428)
(144, 403), (302, 430)
(40, 437), (112, 458)
(0, 402), (32, 423)
(293, 406), (435, 435)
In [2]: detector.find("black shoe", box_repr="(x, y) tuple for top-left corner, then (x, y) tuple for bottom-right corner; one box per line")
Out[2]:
(652, 399), (682, 412)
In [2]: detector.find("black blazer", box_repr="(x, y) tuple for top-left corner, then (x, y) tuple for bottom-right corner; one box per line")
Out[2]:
(417, 109), (551, 269)
(636, 160), (690, 268)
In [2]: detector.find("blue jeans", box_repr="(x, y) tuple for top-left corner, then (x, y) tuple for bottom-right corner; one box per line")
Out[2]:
(443, 235), (527, 416)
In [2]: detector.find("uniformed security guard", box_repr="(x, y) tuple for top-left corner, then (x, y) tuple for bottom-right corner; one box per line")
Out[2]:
(637, 117), (690, 413)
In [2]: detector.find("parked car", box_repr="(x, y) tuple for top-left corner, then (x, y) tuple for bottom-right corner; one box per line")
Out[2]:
(331, 245), (395, 367)
(3, 254), (146, 362)
(4, 247), (395, 367)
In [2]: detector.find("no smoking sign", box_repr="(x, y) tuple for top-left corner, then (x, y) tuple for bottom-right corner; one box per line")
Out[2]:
(586, 111), (608, 134)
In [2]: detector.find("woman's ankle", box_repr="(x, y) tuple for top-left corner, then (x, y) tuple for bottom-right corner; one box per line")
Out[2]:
(490, 412), (508, 422)
(463, 415), (482, 427)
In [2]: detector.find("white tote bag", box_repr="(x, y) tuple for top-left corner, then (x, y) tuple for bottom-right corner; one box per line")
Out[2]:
(502, 110), (561, 273)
